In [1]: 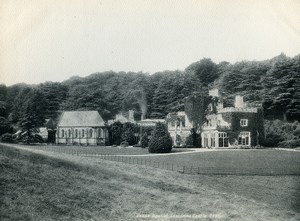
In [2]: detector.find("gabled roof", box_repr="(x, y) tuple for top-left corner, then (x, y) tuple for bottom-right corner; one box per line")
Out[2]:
(57, 111), (105, 127)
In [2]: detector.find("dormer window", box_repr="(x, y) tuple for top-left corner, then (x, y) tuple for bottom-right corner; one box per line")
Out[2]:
(240, 119), (248, 127)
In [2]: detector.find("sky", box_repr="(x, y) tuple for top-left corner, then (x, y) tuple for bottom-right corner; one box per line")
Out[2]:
(1, 0), (300, 86)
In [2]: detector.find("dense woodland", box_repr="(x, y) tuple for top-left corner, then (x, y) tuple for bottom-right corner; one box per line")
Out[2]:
(0, 53), (300, 146)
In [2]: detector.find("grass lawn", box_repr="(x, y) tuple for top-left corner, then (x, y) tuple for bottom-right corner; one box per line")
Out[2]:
(1, 144), (300, 220)
(133, 149), (300, 175)
(17, 144), (192, 155)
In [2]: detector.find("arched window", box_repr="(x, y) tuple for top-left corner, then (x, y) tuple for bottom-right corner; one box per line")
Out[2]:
(68, 129), (71, 138)
(89, 129), (93, 138)
(82, 129), (85, 138)
(75, 129), (78, 138)
(61, 129), (64, 138)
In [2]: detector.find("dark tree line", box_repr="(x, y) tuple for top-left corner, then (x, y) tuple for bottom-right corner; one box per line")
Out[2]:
(0, 53), (299, 139)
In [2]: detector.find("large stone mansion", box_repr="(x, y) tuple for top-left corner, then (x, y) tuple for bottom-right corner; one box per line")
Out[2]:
(167, 89), (265, 148)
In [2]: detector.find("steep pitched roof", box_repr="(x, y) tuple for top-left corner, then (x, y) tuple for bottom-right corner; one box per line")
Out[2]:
(57, 111), (105, 127)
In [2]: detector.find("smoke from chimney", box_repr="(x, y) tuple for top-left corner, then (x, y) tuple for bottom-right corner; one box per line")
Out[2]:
(133, 89), (147, 120)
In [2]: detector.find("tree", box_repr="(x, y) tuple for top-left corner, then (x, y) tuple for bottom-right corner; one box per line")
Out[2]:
(185, 58), (218, 86)
(0, 84), (7, 102)
(109, 121), (123, 145)
(185, 128), (201, 147)
(184, 91), (212, 130)
(39, 82), (68, 119)
(18, 88), (47, 143)
(0, 101), (7, 118)
(150, 74), (175, 118)
(184, 91), (212, 147)
(148, 123), (172, 153)
(263, 56), (300, 121)
(0, 117), (12, 136)
(121, 122), (137, 145)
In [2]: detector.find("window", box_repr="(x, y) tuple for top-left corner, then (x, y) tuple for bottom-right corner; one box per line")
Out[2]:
(82, 129), (85, 138)
(238, 132), (250, 146)
(218, 132), (229, 147)
(75, 129), (78, 138)
(98, 128), (103, 137)
(203, 133), (209, 147)
(211, 133), (216, 147)
(89, 129), (93, 138)
(240, 119), (248, 127)
(68, 129), (71, 138)
(61, 129), (64, 138)
(171, 121), (175, 127)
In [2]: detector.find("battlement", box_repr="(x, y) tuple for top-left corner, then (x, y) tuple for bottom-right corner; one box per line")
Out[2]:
(218, 107), (258, 113)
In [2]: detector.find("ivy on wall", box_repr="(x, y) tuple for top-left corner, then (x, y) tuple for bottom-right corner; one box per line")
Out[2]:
(184, 91), (212, 130)
(218, 108), (265, 146)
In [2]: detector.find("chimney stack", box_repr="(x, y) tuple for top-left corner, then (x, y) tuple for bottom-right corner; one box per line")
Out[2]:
(235, 95), (244, 108)
(128, 110), (134, 122)
(209, 89), (219, 97)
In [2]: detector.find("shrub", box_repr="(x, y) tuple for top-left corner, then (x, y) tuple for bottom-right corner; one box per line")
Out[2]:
(185, 129), (201, 147)
(185, 134), (194, 146)
(0, 117), (12, 136)
(264, 132), (284, 147)
(175, 134), (183, 146)
(121, 123), (136, 145)
(0, 133), (14, 143)
(148, 123), (172, 153)
(17, 132), (44, 144)
(264, 120), (299, 147)
(120, 141), (129, 147)
(141, 132), (149, 148)
(278, 139), (300, 148)
(109, 121), (123, 145)
(293, 126), (300, 138)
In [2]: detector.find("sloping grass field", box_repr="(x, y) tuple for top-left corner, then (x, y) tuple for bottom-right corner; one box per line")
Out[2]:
(1, 144), (300, 220)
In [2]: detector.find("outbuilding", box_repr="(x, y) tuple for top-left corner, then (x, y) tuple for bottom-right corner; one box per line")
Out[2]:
(56, 111), (108, 145)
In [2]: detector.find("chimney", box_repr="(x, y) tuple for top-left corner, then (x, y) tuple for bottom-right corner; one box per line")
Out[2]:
(209, 89), (219, 97)
(128, 110), (134, 122)
(235, 95), (244, 108)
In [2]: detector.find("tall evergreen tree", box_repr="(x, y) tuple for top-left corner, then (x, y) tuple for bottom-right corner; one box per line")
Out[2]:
(19, 88), (47, 143)
(148, 122), (172, 153)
